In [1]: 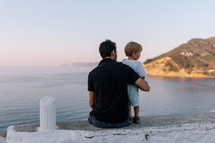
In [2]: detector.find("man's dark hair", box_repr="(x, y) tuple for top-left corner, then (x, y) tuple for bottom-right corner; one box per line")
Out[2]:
(99, 40), (116, 58)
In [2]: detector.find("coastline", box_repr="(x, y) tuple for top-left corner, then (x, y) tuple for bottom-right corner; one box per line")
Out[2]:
(146, 74), (215, 79)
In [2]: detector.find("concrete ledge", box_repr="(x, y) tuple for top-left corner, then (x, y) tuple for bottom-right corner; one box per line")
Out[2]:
(6, 112), (215, 143)
(13, 112), (215, 132)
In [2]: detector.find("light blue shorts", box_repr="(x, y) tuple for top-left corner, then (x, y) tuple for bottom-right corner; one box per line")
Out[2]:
(127, 84), (139, 107)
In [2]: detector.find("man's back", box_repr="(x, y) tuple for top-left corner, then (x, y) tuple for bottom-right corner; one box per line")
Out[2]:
(88, 58), (139, 123)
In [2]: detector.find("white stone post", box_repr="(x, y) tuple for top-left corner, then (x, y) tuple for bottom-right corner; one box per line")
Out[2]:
(39, 96), (57, 131)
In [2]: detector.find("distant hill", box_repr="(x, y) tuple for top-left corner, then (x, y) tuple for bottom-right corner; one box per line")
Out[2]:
(143, 37), (215, 77)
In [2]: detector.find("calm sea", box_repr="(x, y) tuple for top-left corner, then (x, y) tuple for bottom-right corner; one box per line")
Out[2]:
(0, 67), (215, 131)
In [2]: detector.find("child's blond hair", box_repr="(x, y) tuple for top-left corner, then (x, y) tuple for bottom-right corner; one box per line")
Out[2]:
(124, 42), (142, 57)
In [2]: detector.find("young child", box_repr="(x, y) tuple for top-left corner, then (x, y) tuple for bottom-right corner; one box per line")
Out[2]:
(122, 41), (147, 124)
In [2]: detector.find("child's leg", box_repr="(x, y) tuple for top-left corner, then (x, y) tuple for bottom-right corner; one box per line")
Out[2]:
(128, 104), (132, 117)
(128, 104), (133, 123)
(134, 106), (139, 117)
(133, 106), (140, 124)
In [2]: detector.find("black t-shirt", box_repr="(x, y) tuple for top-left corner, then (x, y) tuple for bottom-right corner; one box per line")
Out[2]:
(88, 58), (139, 123)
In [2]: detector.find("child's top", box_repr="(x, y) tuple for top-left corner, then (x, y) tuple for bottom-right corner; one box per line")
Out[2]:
(122, 59), (147, 78)
(122, 59), (147, 103)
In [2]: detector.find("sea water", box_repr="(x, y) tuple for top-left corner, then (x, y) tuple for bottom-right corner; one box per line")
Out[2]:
(0, 66), (215, 131)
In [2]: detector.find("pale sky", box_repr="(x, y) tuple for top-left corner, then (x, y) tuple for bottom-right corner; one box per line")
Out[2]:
(0, 0), (215, 66)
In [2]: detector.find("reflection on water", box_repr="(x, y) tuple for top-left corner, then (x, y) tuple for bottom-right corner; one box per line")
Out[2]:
(139, 77), (215, 116)
(0, 67), (215, 131)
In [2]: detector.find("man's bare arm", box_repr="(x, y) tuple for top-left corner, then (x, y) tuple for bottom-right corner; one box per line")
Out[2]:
(135, 78), (150, 92)
(89, 91), (96, 109)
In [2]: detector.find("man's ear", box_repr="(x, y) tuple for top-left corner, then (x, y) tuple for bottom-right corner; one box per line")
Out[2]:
(111, 50), (115, 56)
(111, 50), (117, 60)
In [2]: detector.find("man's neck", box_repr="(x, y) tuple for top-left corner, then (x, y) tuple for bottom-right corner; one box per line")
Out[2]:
(104, 57), (114, 60)
(104, 57), (111, 59)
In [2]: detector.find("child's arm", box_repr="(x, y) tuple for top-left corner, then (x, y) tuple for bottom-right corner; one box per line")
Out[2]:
(137, 62), (147, 79)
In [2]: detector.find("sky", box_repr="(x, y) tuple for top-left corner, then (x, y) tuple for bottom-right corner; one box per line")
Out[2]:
(0, 0), (215, 66)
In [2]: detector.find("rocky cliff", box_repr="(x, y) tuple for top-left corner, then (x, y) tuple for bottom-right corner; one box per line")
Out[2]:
(144, 37), (215, 77)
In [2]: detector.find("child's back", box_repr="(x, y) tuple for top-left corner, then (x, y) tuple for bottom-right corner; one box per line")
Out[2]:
(122, 59), (146, 78)
(122, 59), (147, 103)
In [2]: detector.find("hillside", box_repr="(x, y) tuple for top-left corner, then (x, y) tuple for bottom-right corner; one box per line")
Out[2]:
(143, 37), (215, 77)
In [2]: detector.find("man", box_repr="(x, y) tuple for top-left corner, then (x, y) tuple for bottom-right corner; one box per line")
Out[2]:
(88, 40), (150, 128)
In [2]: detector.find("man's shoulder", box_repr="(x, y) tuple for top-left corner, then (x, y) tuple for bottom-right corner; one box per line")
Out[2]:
(89, 60), (131, 73)
(89, 66), (99, 75)
(115, 61), (132, 69)
(115, 61), (125, 65)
